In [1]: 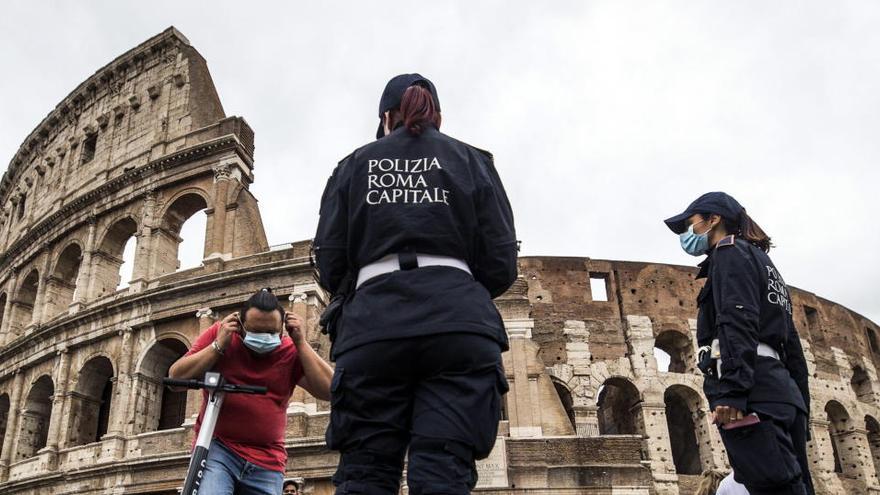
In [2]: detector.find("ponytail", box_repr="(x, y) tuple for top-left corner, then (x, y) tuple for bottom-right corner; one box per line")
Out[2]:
(722, 209), (773, 252)
(392, 84), (441, 136)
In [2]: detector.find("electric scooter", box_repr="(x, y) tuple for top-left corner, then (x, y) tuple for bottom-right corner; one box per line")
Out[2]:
(164, 372), (267, 495)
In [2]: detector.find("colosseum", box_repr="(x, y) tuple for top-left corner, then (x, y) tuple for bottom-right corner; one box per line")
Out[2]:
(0, 27), (878, 495)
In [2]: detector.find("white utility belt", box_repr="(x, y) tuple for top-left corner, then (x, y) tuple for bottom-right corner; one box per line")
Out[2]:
(713, 339), (780, 377)
(356, 253), (472, 289)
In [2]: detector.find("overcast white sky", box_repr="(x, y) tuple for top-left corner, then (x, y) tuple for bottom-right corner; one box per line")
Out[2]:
(2, 1), (878, 324)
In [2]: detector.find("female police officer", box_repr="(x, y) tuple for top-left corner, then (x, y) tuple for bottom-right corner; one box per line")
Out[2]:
(314, 74), (517, 494)
(664, 192), (813, 495)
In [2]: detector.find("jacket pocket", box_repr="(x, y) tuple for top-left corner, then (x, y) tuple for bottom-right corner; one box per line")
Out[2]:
(719, 420), (799, 489)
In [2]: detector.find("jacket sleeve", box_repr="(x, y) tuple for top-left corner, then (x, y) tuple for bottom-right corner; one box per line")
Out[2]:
(711, 247), (762, 412)
(473, 154), (518, 298)
(784, 322), (811, 417)
(314, 160), (350, 295)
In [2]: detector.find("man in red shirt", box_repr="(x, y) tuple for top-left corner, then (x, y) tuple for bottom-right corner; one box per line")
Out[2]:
(169, 288), (333, 495)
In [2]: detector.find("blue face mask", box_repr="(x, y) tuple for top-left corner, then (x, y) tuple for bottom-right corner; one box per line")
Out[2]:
(242, 331), (282, 354)
(679, 221), (711, 257)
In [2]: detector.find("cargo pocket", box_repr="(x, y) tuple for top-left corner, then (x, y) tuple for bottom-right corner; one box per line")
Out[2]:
(719, 420), (799, 489)
(325, 367), (348, 450)
(473, 364), (509, 460)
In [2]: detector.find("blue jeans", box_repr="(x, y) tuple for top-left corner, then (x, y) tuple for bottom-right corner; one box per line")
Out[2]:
(199, 440), (284, 495)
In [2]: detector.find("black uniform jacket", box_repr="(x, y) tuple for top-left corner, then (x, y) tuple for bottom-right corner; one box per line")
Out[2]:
(697, 235), (810, 415)
(314, 126), (518, 358)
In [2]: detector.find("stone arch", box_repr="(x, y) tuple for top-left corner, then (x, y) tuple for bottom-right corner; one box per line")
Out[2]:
(67, 356), (115, 446)
(0, 392), (9, 457)
(9, 269), (39, 336)
(851, 366), (874, 404)
(597, 376), (642, 435)
(16, 375), (53, 460)
(825, 400), (858, 478)
(654, 329), (695, 374)
(154, 191), (210, 276)
(132, 338), (189, 433)
(45, 242), (83, 318)
(866, 415), (880, 484)
(93, 216), (140, 297)
(664, 384), (707, 475)
(551, 376), (576, 430)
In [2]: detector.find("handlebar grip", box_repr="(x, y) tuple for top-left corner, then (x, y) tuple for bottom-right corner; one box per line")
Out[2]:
(163, 378), (203, 389)
(228, 384), (268, 395)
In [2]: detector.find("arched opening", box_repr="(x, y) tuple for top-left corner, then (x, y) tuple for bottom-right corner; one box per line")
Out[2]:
(664, 385), (704, 475)
(45, 244), (82, 318)
(552, 379), (576, 430)
(134, 339), (189, 433)
(866, 416), (880, 483)
(155, 194), (209, 276)
(0, 393), (9, 455)
(94, 218), (138, 297)
(117, 237), (137, 290)
(16, 375), (53, 460)
(825, 401), (858, 478)
(597, 377), (641, 435)
(654, 330), (694, 374)
(68, 356), (114, 446)
(852, 366), (874, 404)
(10, 270), (39, 336)
(177, 209), (207, 271)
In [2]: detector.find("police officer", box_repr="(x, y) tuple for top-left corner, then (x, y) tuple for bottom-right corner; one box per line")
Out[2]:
(664, 192), (813, 495)
(314, 74), (517, 494)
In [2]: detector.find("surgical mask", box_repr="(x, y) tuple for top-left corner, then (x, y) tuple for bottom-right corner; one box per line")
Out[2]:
(242, 331), (281, 354)
(679, 221), (711, 256)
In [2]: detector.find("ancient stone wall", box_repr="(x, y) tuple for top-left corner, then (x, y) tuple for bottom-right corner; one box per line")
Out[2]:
(0, 27), (877, 495)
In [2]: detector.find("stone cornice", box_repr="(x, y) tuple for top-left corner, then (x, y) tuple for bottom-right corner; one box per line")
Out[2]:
(0, 134), (250, 273)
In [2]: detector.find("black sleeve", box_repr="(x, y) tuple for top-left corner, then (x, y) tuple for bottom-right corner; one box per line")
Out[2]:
(314, 160), (350, 294)
(711, 247), (762, 413)
(784, 322), (811, 416)
(473, 155), (518, 298)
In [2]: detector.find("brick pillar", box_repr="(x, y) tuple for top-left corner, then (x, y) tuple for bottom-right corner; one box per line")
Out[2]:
(626, 315), (658, 378)
(71, 215), (97, 310)
(0, 273), (16, 346)
(32, 252), (52, 327)
(0, 370), (24, 481)
(45, 349), (70, 451)
(639, 400), (679, 495)
(207, 163), (233, 260)
(130, 189), (156, 291)
(105, 328), (135, 458)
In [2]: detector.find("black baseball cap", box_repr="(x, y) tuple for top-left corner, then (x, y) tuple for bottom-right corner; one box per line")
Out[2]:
(664, 192), (745, 234)
(376, 73), (441, 139)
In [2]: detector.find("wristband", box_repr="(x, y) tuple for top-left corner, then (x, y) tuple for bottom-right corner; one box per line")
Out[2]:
(211, 340), (225, 356)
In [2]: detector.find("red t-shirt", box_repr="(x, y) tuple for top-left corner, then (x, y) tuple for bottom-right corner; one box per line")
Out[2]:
(186, 322), (304, 472)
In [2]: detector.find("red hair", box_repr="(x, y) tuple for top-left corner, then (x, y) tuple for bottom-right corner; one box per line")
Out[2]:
(397, 84), (441, 136)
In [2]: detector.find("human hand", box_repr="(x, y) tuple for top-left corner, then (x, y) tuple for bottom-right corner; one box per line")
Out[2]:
(712, 405), (744, 425)
(285, 311), (305, 346)
(216, 312), (243, 351)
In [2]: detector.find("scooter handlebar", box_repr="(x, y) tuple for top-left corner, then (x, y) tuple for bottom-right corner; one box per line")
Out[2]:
(162, 377), (267, 395)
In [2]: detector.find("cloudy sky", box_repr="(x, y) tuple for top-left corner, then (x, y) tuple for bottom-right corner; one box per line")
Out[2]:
(1, 1), (878, 324)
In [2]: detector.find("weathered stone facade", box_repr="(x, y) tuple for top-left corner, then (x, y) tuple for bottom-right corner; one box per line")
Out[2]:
(0, 27), (877, 494)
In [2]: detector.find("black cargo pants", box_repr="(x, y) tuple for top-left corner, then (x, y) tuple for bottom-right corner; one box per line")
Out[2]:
(719, 401), (814, 495)
(326, 333), (508, 495)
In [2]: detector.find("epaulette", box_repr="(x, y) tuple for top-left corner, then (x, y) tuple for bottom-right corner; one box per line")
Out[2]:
(716, 234), (736, 248)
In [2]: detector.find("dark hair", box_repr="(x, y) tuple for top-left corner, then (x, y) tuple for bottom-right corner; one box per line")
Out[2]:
(389, 83), (441, 136)
(240, 287), (284, 323)
(283, 480), (297, 488)
(708, 209), (773, 252)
